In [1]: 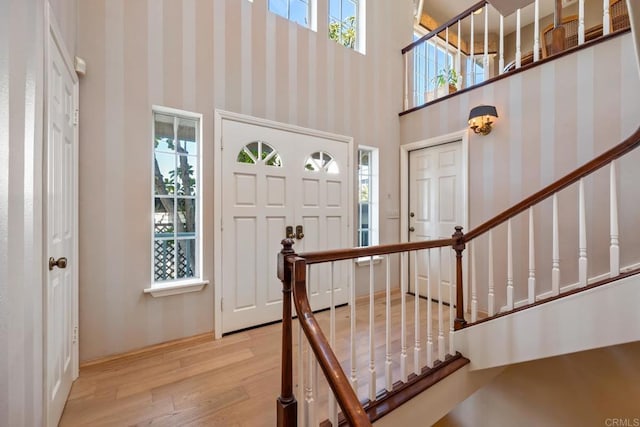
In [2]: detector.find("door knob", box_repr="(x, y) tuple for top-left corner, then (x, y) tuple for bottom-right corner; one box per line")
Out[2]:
(49, 256), (68, 270)
(295, 225), (304, 239)
(410, 212), (415, 217)
(285, 226), (294, 239)
(409, 227), (415, 232)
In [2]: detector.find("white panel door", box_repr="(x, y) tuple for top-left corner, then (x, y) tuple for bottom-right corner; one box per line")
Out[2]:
(221, 119), (350, 333)
(408, 141), (463, 303)
(45, 32), (77, 427)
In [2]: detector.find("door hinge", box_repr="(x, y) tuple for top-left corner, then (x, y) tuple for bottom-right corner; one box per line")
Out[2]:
(73, 326), (78, 344)
(73, 108), (79, 126)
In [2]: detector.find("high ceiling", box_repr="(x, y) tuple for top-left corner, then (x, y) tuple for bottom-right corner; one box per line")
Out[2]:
(420, 0), (563, 35)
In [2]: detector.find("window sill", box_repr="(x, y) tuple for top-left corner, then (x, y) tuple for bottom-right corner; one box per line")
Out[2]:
(144, 279), (209, 298)
(355, 255), (384, 266)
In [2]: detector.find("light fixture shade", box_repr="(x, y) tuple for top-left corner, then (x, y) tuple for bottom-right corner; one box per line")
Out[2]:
(468, 105), (498, 121)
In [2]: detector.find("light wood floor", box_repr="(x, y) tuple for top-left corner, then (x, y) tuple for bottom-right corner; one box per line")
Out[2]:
(60, 291), (458, 426)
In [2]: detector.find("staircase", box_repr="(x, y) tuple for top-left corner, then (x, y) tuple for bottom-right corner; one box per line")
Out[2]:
(275, 126), (640, 426)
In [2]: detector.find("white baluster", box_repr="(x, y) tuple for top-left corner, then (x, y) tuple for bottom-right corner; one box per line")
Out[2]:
(404, 53), (409, 110)
(499, 15), (505, 74)
(456, 20), (462, 89)
(426, 249), (433, 368)
(470, 12), (475, 85)
(528, 207), (536, 303)
(483, 5), (489, 81)
(610, 161), (620, 277)
(297, 322), (304, 426)
(413, 251), (421, 375)
(305, 346), (316, 427)
(400, 251), (408, 382)
(369, 256), (376, 402)
(534, 0), (540, 62)
(552, 193), (560, 296)
(328, 262), (338, 425)
(578, 0), (585, 44)
(423, 42), (429, 102)
(471, 240), (477, 322)
(385, 255), (392, 392)
(449, 248), (455, 356)
(438, 248), (445, 362)
(488, 230), (495, 316)
(434, 37), (439, 98)
(603, 0), (610, 36)
(350, 260), (357, 391)
(445, 27), (449, 73)
(516, 9), (522, 69)
(507, 219), (514, 310)
(578, 179), (588, 287)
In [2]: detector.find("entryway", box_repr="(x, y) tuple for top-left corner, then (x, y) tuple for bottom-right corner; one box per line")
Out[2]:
(214, 111), (353, 335)
(401, 130), (468, 305)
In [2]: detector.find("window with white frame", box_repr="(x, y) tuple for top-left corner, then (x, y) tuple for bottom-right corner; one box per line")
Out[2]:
(329, 0), (365, 52)
(357, 147), (378, 247)
(269, 0), (312, 28)
(413, 32), (455, 105)
(152, 108), (202, 284)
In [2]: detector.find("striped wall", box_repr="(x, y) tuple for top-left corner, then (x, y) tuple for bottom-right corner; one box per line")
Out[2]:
(401, 32), (640, 311)
(1, 0), (46, 425)
(77, 0), (413, 361)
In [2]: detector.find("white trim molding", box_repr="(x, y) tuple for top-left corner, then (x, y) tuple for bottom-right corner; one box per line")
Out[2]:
(144, 279), (209, 298)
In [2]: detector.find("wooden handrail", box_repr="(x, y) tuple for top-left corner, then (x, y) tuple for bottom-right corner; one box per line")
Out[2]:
(464, 126), (640, 242)
(402, 0), (487, 54)
(290, 256), (372, 426)
(300, 238), (454, 264)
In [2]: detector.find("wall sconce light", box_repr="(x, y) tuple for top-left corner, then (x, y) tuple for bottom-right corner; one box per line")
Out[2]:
(468, 105), (498, 135)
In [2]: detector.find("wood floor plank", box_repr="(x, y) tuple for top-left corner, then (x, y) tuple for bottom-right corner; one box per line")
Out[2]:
(62, 290), (463, 426)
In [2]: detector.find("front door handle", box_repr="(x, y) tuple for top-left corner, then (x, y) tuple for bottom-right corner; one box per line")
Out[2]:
(409, 226), (415, 232)
(49, 256), (68, 270)
(295, 225), (304, 240)
(285, 226), (294, 239)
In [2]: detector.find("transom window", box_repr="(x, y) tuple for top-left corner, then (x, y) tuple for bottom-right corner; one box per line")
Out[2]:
(269, 0), (311, 28)
(305, 151), (339, 174)
(237, 141), (283, 167)
(357, 147), (378, 247)
(153, 108), (202, 283)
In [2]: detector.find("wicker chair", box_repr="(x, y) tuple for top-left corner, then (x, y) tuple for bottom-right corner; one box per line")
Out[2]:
(541, 15), (579, 58)
(610, 0), (630, 32)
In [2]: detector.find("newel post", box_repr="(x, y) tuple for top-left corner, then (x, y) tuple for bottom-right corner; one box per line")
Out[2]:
(277, 238), (297, 427)
(452, 226), (467, 330)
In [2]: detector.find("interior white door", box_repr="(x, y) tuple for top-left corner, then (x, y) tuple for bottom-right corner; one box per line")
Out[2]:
(221, 119), (351, 333)
(45, 31), (78, 427)
(408, 141), (463, 304)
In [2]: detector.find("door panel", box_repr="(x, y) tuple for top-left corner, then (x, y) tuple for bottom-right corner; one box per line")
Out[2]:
(46, 33), (77, 427)
(221, 120), (350, 333)
(409, 141), (463, 304)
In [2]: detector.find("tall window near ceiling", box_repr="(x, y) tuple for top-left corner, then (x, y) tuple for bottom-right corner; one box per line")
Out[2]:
(269, 0), (312, 28)
(357, 147), (378, 247)
(152, 107), (202, 284)
(329, 0), (365, 52)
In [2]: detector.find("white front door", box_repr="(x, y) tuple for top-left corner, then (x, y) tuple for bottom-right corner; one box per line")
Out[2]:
(408, 141), (463, 304)
(45, 27), (78, 427)
(220, 117), (351, 334)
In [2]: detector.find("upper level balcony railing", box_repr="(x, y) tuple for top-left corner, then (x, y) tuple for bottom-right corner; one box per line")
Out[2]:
(402, 0), (631, 113)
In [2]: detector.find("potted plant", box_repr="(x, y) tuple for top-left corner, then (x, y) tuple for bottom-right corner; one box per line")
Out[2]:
(433, 67), (459, 95)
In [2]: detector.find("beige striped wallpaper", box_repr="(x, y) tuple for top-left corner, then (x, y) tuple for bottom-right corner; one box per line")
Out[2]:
(77, 0), (414, 361)
(401, 32), (640, 311)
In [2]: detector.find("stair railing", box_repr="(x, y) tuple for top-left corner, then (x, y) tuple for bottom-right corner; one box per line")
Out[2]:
(277, 126), (640, 426)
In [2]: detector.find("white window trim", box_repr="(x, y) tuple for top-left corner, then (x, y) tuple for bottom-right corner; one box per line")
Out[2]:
(266, 0), (317, 31)
(149, 105), (205, 295)
(328, 0), (366, 54)
(144, 279), (209, 298)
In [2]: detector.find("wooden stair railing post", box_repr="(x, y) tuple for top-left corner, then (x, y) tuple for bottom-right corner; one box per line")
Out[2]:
(277, 238), (297, 427)
(452, 226), (467, 330)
